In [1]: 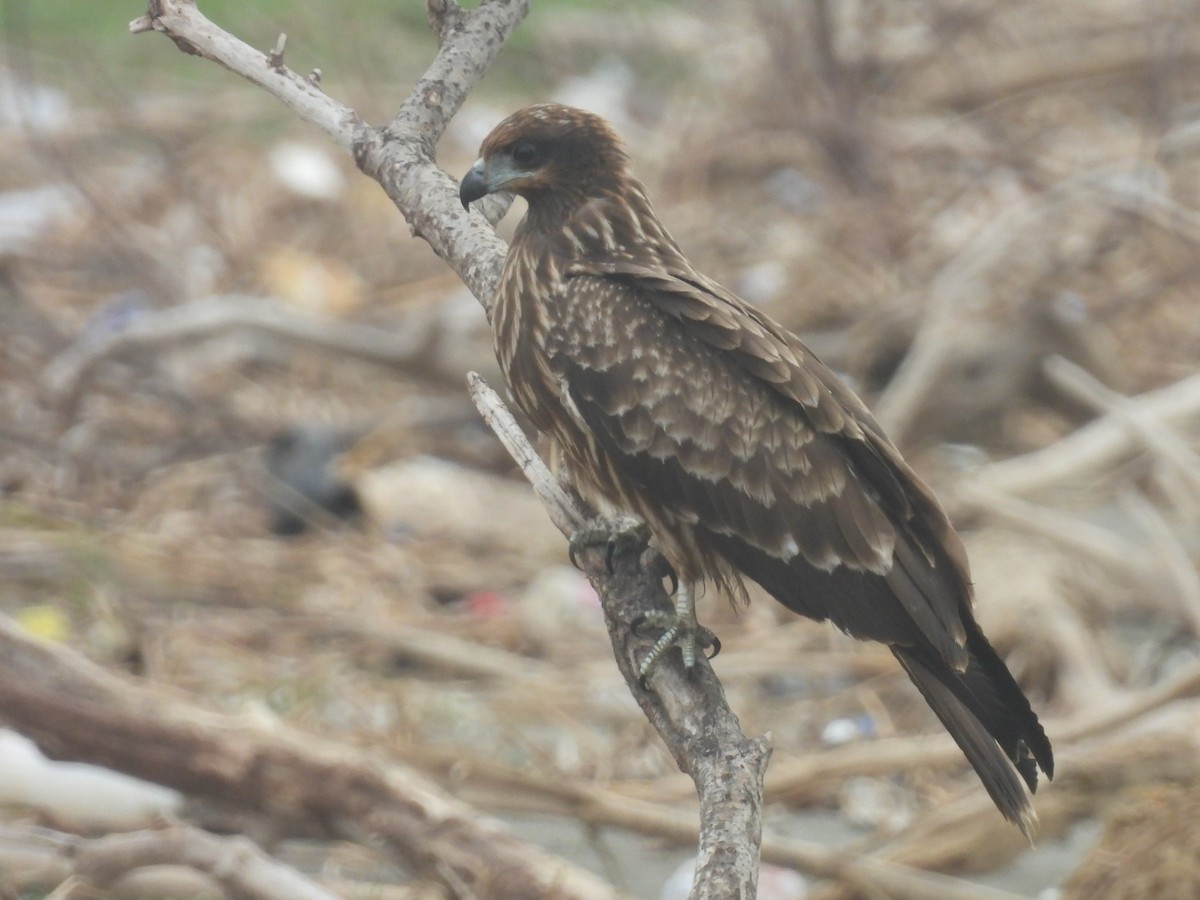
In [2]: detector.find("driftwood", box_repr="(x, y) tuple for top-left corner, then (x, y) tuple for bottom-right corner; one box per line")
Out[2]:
(0, 613), (622, 899)
(954, 364), (1200, 639)
(5, 821), (341, 900)
(0, 603), (1039, 900)
(1043, 355), (1200, 503)
(965, 370), (1200, 499)
(40, 294), (471, 405)
(872, 168), (1149, 446)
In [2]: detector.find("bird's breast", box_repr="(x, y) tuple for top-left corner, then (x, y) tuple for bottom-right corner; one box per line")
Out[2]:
(492, 250), (562, 434)
(490, 250), (733, 589)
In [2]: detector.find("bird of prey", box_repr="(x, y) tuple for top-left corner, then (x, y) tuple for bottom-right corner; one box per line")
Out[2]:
(459, 103), (1052, 832)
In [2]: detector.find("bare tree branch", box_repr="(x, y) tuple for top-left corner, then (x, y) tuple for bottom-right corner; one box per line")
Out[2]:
(130, 0), (515, 307)
(468, 374), (587, 535)
(123, 1), (774, 896)
(469, 373), (771, 897)
(130, 2), (363, 149)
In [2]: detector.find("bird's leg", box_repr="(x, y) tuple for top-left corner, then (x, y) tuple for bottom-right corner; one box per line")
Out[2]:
(567, 517), (718, 682)
(634, 583), (720, 684)
(568, 515), (650, 573)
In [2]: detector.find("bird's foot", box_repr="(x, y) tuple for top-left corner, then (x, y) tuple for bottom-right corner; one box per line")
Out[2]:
(633, 587), (720, 687)
(568, 515), (651, 573)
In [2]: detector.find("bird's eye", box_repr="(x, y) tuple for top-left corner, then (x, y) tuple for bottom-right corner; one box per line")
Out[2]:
(512, 141), (540, 168)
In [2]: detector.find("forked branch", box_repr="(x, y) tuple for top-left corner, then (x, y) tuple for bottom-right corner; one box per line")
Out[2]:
(122, 1), (770, 896)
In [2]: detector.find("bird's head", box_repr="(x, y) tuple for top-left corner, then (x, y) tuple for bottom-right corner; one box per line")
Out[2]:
(459, 104), (630, 215)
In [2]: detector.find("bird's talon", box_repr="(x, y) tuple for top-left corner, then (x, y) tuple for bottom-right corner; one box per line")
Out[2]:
(631, 606), (718, 682)
(706, 635), (721, 660)
(568, 518), (650, 573)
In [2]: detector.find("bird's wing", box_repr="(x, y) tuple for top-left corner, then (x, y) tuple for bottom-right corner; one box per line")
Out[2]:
(546, 265), (972, 666)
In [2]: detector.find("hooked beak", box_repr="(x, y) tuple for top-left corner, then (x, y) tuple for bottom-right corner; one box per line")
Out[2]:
(460, 154), (527, 210)
(459, 158), (489, 209)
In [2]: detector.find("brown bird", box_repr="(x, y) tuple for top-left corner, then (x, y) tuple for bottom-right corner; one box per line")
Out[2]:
(459, 104), (1053, 833)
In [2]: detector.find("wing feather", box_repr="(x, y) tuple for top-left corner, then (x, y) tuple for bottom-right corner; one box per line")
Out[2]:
(551, 276), (899, 575)
(546, 268), (990, 669)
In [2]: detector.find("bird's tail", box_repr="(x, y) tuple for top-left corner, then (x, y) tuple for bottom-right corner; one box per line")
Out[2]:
(892, 630), (1053, 837)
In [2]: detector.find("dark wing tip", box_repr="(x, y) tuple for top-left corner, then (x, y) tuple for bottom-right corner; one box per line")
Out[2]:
(1017, 748), (1040, 793)
(1022, 725), (1055, 786)
(893, 647), (1044, 835)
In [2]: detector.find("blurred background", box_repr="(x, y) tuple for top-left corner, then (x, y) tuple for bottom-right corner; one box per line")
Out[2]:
(1, 1), (1199, 897)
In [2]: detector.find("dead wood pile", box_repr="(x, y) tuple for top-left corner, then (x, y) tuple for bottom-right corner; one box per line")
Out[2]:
(0, 0), (1197, 896)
